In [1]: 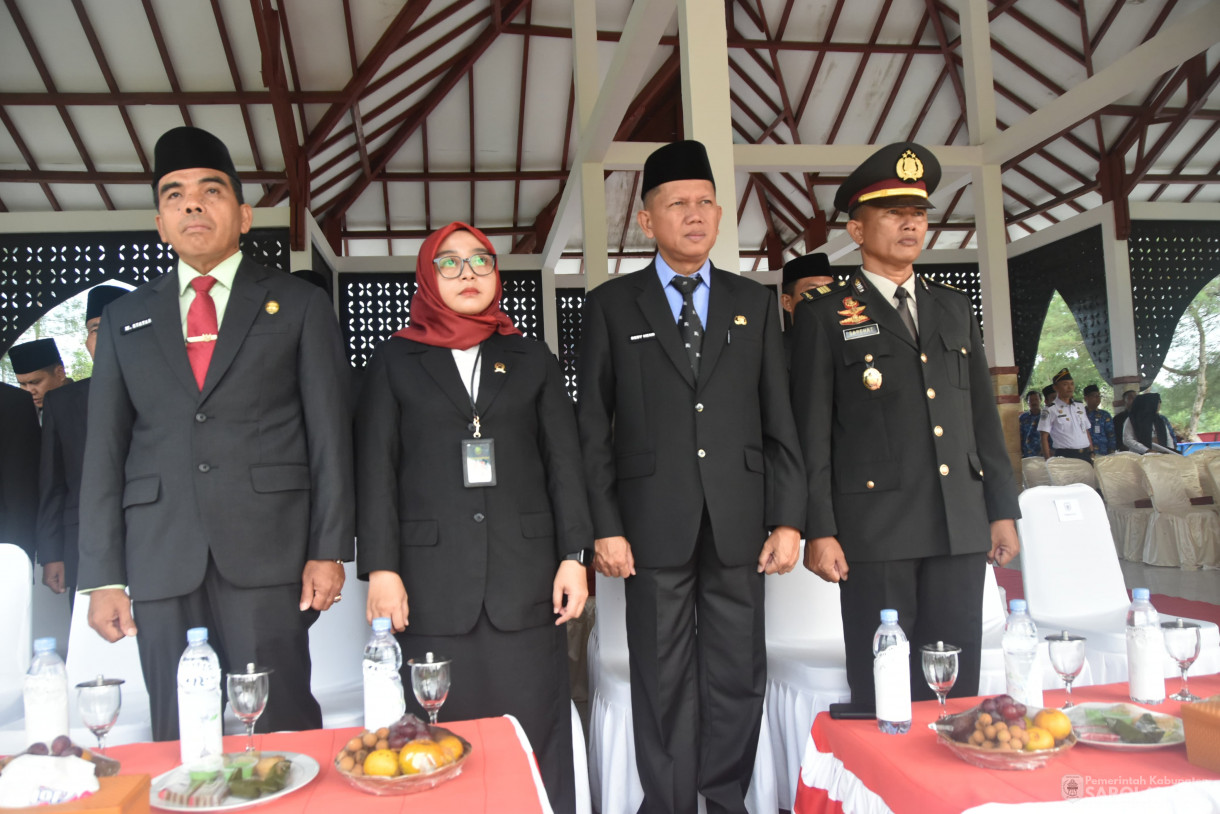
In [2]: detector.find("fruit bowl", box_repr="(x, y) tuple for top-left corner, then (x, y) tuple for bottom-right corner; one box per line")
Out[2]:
(930, 704), (1077, 771)
(333, 728), (472, 796)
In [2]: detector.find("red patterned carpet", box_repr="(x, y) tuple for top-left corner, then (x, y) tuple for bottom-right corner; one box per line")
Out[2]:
(992, 566), (1220, 627)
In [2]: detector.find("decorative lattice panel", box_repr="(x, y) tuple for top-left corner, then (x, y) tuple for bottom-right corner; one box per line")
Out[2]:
(339, 270), (544, 368)
(1128, 221), (1220, 388)
(1008, 226), (1109, 392)
(915, 263), (984, 337)
(0, 229), (288, 355)
(556, 288), (586, 400)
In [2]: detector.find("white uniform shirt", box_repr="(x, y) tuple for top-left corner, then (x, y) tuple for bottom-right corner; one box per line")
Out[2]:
(1037, 396), (1092, 450)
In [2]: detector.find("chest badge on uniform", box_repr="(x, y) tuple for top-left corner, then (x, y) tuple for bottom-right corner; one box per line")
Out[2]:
(264, 300), (280, 315)
(494, 362), (507, 374)
(862, 367), (883, 390)
(838, 296), (870, 326)
(734, 315), (747, 326)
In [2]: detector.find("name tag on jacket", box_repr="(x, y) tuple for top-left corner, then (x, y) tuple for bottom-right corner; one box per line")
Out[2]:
(122, 318), (152, 334)
(629, 332), (656, 343)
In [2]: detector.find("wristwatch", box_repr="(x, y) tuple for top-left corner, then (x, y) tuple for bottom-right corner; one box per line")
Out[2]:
(564, 549), (592, 565)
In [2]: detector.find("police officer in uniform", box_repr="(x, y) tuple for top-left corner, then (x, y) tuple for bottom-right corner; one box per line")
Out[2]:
(1038, 368), (1092, 461)
(789, 142), (1020, 704)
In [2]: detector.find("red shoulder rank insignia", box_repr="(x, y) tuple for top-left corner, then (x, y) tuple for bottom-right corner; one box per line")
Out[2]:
(838, 296), (870, 325)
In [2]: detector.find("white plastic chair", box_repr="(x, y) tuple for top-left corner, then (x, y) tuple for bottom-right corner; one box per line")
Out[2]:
(65, 590), (152, 746)
(1094, 454), (1155, 562)
(1016, 484), (1220, 685)
(1046, 456), (1098, 490)
(0, 544), (34, 732)
(1139, 454), (1220, 569)
(1021, 457), (1050, 489)
(306, 561), (368, 729)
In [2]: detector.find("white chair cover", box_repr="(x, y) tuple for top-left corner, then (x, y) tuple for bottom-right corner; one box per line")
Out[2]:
(1021, 457), (1050, 489)
(1094, 453), (1155, 562)
(306, 561), (368, 729)
(0, 545), (33, 731)
(65, 590), (152, 746)
(1192, 449), (1220, 497)
(1139, 454), (1220, 569)
(1046, 456), (1098, 490)
(1016, 484), (1220, 685)
(762, 549), (850, 811)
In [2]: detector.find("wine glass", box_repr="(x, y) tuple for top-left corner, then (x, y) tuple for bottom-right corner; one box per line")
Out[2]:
(226, 664), (272, 753)
(1161, 619), (1202, 702)
(1046, 632), (1086, 708)
(920, 642), (960, 718)
(76, 676), (123, 753)
(409, 652), (451, 725)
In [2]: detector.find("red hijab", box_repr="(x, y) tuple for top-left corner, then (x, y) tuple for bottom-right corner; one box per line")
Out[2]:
(394, 221), (521, 349)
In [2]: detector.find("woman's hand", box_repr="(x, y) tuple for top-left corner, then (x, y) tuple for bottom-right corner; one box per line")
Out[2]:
(367, 570), (410, 632)
(552, 560), (589, 625)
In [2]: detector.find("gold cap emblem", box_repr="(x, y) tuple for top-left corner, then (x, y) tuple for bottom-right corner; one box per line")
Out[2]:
(896, 150), (924, 183)
(734, 315), (747, 326)
(265, 300), (280, 315)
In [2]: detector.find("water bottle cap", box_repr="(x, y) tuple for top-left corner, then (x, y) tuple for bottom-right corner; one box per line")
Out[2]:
(1132, 588), (1150, 600)
(186, 627), (209, 644)
(1009, 598), (1027, 613)
(880, 609), (898, 623)
(33, 637), (56, 653)
(372, 617), (391, 632)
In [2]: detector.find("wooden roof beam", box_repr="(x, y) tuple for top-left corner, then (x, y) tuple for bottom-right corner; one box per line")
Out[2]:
(0, 91), (343, 105)
(140, 0), (193, 126)
(0, 107), (60, 210)
(210, 0), (267, 190)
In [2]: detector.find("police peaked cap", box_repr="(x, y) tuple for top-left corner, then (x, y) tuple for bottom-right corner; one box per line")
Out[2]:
(782, 253), (831, 287)
(152, 126), (240, 194)
(641, 140), (716, 202)
(835, 142), (941, 215)
(86, 285), (128, 321)
(1053, 368), (1073, 384)
(9, 338), (62, 374)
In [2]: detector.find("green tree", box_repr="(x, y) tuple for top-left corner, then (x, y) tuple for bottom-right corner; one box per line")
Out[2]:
(1155, 276), (1220, 440)
(1030, 292), (1112, 407)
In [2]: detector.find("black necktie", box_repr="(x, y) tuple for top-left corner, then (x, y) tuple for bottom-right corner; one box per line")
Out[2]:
(670, 275), (704, 377)
(894, 285), (918, 342)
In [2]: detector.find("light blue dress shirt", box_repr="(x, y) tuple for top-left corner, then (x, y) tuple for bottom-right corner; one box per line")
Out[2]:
(655, 254), (711, 327)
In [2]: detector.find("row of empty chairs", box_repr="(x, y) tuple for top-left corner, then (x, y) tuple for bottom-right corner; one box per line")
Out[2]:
(1023, 451), (1220, 569)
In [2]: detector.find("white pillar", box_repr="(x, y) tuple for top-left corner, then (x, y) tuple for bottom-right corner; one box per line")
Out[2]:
(573, 0), (609, 290)
(1101, 207), (1140, 398)
(581, 162), (610, 290)
(971, 164), (1014, 368)
(957, 0), (998, 145)
(677, 0), (740, 272)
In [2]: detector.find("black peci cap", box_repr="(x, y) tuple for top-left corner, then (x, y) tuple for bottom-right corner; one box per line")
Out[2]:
(641, 140), (716, 202)
(835, 142), (941, 215)
(9, 338), (62, 374)
(85, 285), (128, 322)
(152, 126), (240, 196)
(782, 253), (831, 287)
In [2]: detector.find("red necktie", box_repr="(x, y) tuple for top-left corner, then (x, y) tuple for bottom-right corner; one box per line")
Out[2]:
(186, 275), (219, 390)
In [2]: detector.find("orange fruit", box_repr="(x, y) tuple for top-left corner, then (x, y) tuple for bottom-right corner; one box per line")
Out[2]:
(399, 740), (446, 775)
(363, 748), (400, 777)
(1034, 709), (1072, 742)
(1024, 726), (1054, 751)
(436, 734), (464, 762)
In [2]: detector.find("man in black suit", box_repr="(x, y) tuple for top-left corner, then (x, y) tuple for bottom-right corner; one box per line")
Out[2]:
(576, 140), (805, 814)
(0, 381), (40, 561)
(37, 285), (128, 601)
(79, 126), (355, 739)
(790, 142), (1020, 705)
(11, 339), (69, 419)
(780, 252), (833, 370)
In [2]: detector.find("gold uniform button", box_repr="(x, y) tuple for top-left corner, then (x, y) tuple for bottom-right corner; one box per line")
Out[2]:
(926, 388), (936, 399)
(864, 354), (874, 363)
(698, 449), (706, 458)
(979, 469), (985, 477)
(866, 480), (875, 489)
(695, 403), (704, 412)
(933, 426), (944, 437)
(939, 464), (949, 476)
(960, 347), (967, 355)
(920, 353), (928, 363)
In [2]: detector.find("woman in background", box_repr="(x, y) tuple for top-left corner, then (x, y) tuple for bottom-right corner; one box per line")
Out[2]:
(1123, 392), (1180, 454)
(355, 221), (591, 811)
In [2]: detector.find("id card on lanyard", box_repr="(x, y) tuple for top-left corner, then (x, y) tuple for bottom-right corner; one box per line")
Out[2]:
(462, 344), (497, 487)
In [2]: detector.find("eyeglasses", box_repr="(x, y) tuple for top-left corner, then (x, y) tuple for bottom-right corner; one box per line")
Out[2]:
(433, 252), (496, 279)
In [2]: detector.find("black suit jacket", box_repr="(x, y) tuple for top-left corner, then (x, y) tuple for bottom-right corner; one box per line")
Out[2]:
(0, 381), (40, 558)
(78, 258), (356, 600)
(37, 378), (90, 588)
(355, 333), (591, 636)
(576, 262), (805, 568)
(790, 273), (1019, 562)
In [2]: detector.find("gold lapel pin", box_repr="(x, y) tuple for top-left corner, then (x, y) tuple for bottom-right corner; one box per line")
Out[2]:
(734, 315), (747, 326)
(494, 362), (507, 373)
(265, 300), (280, 315)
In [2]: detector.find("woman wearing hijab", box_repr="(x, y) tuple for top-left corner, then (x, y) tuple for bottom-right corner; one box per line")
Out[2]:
(1123, 392), (1180, 454)
(356, 222), (591, 811)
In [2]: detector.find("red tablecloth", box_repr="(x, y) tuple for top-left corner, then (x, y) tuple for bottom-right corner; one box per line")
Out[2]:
(107, 717), (547, 814)
(794, 675), (1220, 814)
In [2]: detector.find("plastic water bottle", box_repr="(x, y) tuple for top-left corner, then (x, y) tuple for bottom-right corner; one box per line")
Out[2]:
(1002, 599), (1042, 708)
(363, 618), (406, 730)
(24, 638), (69, 747)
(177, 627), (223, 771)
(872, 609), (911, 734)
(1126, 588), (1166, 704)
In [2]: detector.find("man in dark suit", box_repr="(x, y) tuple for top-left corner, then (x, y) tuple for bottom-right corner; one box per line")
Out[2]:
(11, 339), (69, 419)
(37, 285), (128, 601)
(790, 142), (1020, 705)
(79, 126), (355, 739)
(0, 381), (40, 560)
(576, 140), (805, 814)
(780, 252), (833, 370)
